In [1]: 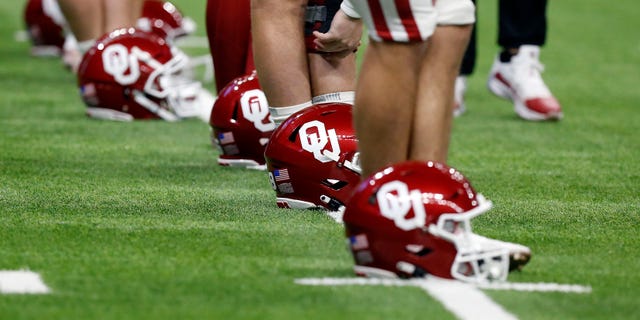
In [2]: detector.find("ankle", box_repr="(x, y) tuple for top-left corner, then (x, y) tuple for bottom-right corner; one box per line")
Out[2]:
(499, 47), (519, 63)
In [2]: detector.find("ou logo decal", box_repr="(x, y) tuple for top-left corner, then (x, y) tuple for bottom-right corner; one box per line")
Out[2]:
(299, 120), (340, 163)
(240, 89), (275, 132)
(102, 44), (142, 85)
(376, 180), (426, 231)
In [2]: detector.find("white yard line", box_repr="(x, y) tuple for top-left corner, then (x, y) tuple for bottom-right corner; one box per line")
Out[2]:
(174, 36), (210, 49)
(477, 281), (592, 293)
(296, 277), (591, 320)
(419, 277), (517, 320)
(0, 270), (51, 294)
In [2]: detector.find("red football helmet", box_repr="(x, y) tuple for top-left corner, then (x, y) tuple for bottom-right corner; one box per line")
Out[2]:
(264, 103), (361, 212)
(209, 71), (274, 170)
(137, 0), (195, 42)
(24, 0), (66, 56)
(343, 161), (513, 283)
(77, 28), (213, 121)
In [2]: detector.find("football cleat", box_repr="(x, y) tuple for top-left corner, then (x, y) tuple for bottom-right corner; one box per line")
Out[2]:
(487, 45), (563, 121)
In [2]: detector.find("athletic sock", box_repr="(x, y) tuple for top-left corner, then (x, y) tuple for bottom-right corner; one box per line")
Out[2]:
(269, 101), (313, 127)
(312, 91), (355, 105)
(77, 39), (97, 55)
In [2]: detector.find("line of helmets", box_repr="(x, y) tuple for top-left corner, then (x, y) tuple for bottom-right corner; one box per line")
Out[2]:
(23, 0), (532, 284)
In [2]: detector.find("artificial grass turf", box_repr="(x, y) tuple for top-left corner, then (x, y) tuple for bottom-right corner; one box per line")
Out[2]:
(2, 0), (640, 319)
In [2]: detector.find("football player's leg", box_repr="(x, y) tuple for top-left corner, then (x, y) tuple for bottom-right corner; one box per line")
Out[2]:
(56, 0), (103, 43)
(411, 24), (473, 163)
(251, 0), (312, 117)
(498, 0), (547, 49)
(305, 0), (358, 105)
(489, 0), (561, 120)
(103, 0), (143, 34)
(308, 52), (357, 105)
(454, 0), (477, 117)
(206, 0), (254, 93)
(354, 41), (422, 177)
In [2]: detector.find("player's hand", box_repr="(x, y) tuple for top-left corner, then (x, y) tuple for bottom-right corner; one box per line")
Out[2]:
(313, 10), (363, 56)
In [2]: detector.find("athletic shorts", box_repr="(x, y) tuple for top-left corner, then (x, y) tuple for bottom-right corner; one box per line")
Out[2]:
(436, 0), (476, 25)
(341, 0), (475, 42)
(304, 0), (342, 53)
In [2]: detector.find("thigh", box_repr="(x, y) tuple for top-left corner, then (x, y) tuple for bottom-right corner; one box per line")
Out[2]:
(251, 0), (312, 106)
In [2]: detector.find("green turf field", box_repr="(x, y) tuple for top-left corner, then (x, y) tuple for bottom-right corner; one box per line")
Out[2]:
(1, 1), (639, 319)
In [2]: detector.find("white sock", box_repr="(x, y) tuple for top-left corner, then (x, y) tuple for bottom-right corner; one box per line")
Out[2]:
(312, 91), (355, 105)
(77, 39), (96, 55)
(269, 101), (313, 127)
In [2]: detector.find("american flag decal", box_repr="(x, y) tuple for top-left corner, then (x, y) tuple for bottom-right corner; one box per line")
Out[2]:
(217, 131), (235, 144)
(81, 83), (96, 97)
(274, 168), (290, 181)
(349, 234), (369, 250)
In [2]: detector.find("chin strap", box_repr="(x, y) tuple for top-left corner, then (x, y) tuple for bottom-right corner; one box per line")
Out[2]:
(320, 195), (345, 212)
(320, 195), (345, 223)
(396, 261), (428, 278)
(133, 90), (180, 121)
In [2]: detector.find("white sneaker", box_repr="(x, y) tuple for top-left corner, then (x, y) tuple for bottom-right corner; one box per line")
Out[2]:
(487, 45), (563, 121)
(453, 75), (467, 117)
(469, 233), (532, 272)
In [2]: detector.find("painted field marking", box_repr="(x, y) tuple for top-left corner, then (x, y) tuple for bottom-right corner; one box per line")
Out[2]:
(0, 270), (51, 294)
(174, 36), (210, 48)
(14, 30), (29, 42)
(296, 277), (591, 320)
